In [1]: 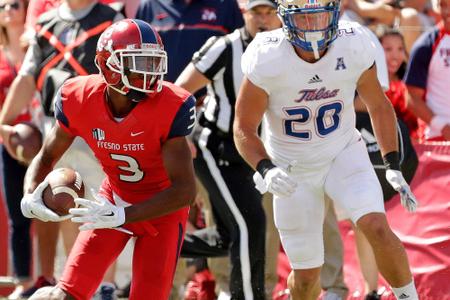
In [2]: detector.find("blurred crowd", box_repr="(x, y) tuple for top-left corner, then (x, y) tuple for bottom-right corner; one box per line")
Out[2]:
(0, 0), (448, 300)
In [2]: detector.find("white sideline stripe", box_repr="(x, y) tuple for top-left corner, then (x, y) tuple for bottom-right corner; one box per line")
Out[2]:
(52, 186), (79, 199)
(198, 128), (254, 300)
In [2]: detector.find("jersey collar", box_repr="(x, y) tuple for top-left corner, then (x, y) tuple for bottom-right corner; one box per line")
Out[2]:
(240, 27), (254, 50)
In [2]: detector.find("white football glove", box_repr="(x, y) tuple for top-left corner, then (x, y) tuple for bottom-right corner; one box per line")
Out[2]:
(21, 179), (72, 222)
(69, 192), (126, 231)
(385, 169), (418, 212)
(253, 167), (297, 198)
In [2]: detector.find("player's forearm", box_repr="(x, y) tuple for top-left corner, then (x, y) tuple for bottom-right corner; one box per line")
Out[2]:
(23, 151), (54, 194)
(0, 75), (36, 125)
(234, 126), (270, 170)
(124, 182), (196, 223)
(368, 103), (399, 156)
(24, 124), (75, 194)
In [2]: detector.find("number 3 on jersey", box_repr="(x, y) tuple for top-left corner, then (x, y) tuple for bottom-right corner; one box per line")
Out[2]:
(284, 101), (343, 139)
(110, 154), (144, 182)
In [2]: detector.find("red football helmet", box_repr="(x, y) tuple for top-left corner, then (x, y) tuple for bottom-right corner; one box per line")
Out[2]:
(95, 19), (167, 95)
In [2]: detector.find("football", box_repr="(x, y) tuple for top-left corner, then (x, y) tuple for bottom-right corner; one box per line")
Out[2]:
(8, 122), (42, 164)
(42, 168), (85, 216)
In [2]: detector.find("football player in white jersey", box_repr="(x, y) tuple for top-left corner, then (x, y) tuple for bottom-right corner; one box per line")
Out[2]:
(233, 0), (419, 299)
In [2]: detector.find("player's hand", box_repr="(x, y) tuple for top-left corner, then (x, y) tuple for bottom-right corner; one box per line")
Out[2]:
(385, 169), (418, 212)
(0, 124), (16, 159)
(70, 192), (125, 231)
(253, 167), (297, 198)
(21, 179), (72, 222)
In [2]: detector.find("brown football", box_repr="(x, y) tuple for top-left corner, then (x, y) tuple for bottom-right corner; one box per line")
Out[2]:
(42, 168), (85, 216)
(8, 122), (42, 164)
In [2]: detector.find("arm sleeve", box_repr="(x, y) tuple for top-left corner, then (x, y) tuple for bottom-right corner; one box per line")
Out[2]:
(54, 86), (77, 136)
(359, 26), (377, 72)
(168, 95), (197, 138)
(403, 30), (436, 89)
(241, 37), (270, 93)
(192, 36), (228, 80)
(367, 29), (389, 90)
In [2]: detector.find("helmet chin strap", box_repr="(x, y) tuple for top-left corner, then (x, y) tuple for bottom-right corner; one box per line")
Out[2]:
(305, 32), (323, 60)
(108, 84), (128, 95)
(107, 84), (147, 102)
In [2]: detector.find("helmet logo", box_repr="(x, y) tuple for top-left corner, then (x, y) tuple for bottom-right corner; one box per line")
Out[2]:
(97, 35), (114, 53)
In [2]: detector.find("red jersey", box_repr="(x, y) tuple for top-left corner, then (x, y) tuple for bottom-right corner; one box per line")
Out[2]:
(55, 74), (196, 204)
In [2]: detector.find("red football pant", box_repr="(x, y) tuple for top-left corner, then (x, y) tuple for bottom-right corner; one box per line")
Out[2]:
(58, 209), (188, 300)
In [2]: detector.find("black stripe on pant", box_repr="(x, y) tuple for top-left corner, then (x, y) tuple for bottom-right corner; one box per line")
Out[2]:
(194, 128), (266, 300)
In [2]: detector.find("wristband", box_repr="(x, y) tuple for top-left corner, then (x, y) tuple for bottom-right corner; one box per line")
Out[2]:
(383, 151), (400, 171)
(256, 159), (276, 178)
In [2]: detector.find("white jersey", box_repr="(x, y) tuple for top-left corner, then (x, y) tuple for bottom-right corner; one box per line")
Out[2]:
(242, 21), (377, 169)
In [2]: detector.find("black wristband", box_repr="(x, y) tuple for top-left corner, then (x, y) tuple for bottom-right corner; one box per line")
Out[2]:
(256, 159), (276, 178)
(383, 151), (400, 170)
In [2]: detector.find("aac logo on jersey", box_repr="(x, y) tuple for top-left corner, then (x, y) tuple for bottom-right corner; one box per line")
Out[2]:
(335, 57), (346, 70)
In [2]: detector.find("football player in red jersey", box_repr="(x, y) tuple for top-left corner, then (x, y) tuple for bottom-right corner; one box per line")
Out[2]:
(19, 19), (197, 300)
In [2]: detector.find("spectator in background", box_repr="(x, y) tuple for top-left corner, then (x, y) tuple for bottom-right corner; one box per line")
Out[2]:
(135, 0), (244, 84)
(377, 26), (419, 139)
(24, 0), (58, 31)
(24, 0), (137, 32)
(0, 1), (33, 299)
(108, 0), (140, 18)
(0, 1), (122, 299)
(404, 0), (450, 141)
(344, 0), (427, 53)
(176, 1), (280, 298)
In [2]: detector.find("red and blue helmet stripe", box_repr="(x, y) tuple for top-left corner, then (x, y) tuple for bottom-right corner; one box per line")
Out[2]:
(129, 19), (163, 47)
